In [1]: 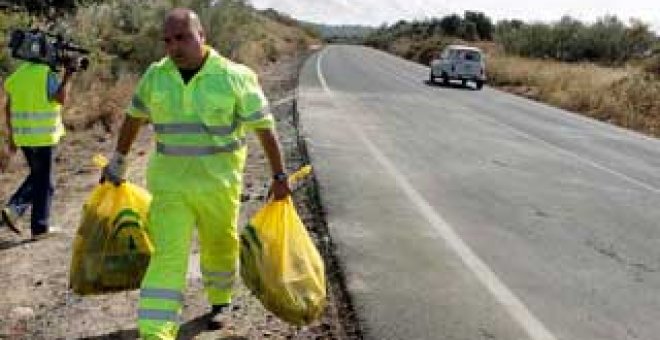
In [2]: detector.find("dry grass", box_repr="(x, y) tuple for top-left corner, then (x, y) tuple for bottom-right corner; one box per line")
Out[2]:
(485, 51), (660, 136)
(237, 16), (318, 72)
(65, 72), (138, 133)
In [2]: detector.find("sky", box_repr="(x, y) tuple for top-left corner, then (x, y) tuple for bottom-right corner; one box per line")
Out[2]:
(248, 0), (660, 33)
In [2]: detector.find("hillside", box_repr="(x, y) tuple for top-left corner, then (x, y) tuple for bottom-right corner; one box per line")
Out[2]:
(361, 13), (660, 137)
(1, 0), (320, 132)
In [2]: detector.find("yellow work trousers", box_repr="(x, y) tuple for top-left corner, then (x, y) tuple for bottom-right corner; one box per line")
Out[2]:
(137, 185), (241, 340)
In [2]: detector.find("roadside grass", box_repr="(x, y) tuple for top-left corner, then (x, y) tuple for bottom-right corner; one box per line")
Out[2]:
(483, 47), (660, 136)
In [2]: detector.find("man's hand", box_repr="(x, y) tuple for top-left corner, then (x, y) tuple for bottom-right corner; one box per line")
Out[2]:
(100, 116), (144, 185)
(101, 152), (127, 185)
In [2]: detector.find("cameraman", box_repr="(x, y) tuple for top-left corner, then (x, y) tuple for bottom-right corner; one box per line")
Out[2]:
(1, 59), (73, 240)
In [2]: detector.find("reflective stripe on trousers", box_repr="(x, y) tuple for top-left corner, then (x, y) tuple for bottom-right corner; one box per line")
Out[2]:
(138, 287), (184, 340)
(138, 288), (184, 322)
(138, 188), (240, 339)
(138, 309), (179, 323)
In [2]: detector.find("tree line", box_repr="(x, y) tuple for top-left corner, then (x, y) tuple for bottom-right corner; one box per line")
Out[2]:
(497, 15), (656, 64)
(362, 11), (657, 64)
(363, 11), (494, 48)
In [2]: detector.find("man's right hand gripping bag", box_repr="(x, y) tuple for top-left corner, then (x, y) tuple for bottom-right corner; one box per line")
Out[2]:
(69, 182), (153, 295)
(240, 196), (326, 325)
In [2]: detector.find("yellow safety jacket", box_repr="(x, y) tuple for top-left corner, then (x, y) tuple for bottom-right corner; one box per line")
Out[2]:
(128, 47), (273, 192)
(3, 62), (64, 146)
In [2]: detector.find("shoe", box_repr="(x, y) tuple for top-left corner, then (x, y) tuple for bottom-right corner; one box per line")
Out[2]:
(207, 303), (230, 330)
(30, 226), (62, 241)
(1, 207), (21, 235)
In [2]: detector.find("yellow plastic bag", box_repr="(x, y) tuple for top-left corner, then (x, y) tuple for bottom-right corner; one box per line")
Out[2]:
(240, 166), (326, 325)
(69, 182), (153, 295)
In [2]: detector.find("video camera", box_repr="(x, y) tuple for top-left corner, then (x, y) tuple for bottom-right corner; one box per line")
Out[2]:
(8, 28), (90, 72)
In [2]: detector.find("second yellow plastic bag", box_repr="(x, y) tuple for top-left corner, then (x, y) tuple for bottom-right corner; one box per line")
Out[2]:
(69, 182), (153, 295)
(240, 196), (326, 325)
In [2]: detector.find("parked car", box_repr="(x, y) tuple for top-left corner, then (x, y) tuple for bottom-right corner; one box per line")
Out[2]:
(429, 45), (486, 90)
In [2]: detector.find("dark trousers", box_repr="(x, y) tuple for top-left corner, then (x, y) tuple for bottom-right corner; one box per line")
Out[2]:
(8, 146), (55, 235)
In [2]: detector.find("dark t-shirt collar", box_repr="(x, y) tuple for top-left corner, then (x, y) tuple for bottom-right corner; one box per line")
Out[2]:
(177, 50), (209, 84)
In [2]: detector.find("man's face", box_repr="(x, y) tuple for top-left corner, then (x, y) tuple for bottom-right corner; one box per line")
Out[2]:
(162, 18), (205, 69)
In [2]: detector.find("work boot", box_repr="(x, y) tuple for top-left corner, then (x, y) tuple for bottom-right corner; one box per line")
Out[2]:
(207, 303), (230, 330)
(30, 226), (63, 242)
(1, 206), (21, 235)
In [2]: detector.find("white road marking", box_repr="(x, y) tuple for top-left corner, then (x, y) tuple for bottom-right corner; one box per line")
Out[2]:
(315, 47), (558, 340)
(373, 53), (660, 195)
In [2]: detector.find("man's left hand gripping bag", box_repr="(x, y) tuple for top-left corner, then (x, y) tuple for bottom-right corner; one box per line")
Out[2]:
(69, 182), (153, 295)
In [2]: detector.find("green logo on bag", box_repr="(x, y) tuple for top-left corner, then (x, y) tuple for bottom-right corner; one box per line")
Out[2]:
(242, 224), (263, 253)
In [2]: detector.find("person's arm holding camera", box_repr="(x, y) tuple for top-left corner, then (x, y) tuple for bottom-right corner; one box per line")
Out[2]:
(48, 67), (73, 105)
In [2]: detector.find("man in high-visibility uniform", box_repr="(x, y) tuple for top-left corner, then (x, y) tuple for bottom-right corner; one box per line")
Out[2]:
(101, 8), (291, 339)
(2, 57), (73, 239)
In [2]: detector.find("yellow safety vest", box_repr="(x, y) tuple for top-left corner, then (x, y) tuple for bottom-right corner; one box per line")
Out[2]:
(128, 47), (273, 191)
(3, 62), (64, 146)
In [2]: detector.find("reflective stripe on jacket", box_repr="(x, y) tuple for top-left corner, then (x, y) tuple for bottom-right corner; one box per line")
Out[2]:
(3, 62), (64, 146)
(127, 47), (274, 191)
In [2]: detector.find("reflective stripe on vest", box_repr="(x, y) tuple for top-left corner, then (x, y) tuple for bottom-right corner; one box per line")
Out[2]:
(12, 111), (59, 121)
(154, 121), (238, 136)
(154, 108), (266, 136)
(145, 48), (269, 159)
(5, 63), (63, 146)
(12, 126), (58, 134)
(156, 138), (245, 156)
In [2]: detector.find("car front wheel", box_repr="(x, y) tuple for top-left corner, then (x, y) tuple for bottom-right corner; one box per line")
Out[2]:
(475, 80), (484, 90)
(442, 73), (449, 86)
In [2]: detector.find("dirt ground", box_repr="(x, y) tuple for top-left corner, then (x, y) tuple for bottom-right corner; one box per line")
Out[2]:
(0, 53), (361, 339)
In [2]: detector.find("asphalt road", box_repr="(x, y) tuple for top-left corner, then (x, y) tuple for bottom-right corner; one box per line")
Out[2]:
(297, 45), (660, 340)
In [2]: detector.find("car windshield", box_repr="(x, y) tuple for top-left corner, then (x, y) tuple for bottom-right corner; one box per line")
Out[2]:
(461, 50), (481, 61)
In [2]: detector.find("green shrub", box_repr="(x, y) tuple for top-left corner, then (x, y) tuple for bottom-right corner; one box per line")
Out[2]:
(495, 15), (655, 64)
